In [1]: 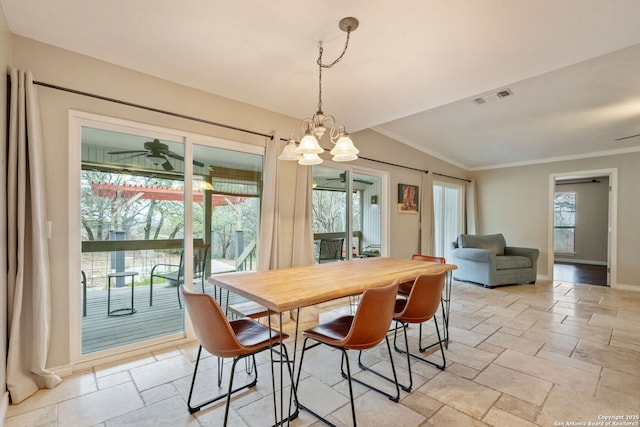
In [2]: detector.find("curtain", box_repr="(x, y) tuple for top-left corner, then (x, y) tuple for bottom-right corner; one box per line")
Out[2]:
(6, 69), (61, 404)
(419, 171), (435, 255)
(258, 138), (280, 270)
(465, 178), (478, 234)
(258, 140), (314, 269)
(289, 165), (314, 267)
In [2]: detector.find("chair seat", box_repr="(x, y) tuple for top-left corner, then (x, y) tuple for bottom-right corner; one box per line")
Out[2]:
(231, 318), (288, 352)
(303, 315), (353, 346)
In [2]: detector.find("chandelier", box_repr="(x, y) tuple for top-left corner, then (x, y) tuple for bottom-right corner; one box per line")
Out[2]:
(280, 17), (360, 166)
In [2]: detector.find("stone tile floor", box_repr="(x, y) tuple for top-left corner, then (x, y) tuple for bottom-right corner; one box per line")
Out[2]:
(6, 279), (640, 426)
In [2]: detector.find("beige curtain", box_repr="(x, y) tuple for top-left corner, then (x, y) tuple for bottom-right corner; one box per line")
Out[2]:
(258, 140), (314, 269)
(419, 171), (435, 255)
(6, 69), (61, 404)
(258, 138), (280, 270)
(465, 178), (478, 234)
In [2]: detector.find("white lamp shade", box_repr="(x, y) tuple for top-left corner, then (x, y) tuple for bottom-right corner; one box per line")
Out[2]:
(296, 133), (324, 154)
(298, 153), (323, 165)
(330, 134), (359, 162)
(278, 140), (302, 161)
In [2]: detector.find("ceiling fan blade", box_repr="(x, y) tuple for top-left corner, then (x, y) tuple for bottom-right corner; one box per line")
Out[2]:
(165, 151), (185, 161)
(192, 159), (205, 168)
(615, 133), (640, 142)
(108, 150), (147, 155)
(161, 160), (174, 171)
(114, 153), (146, 161)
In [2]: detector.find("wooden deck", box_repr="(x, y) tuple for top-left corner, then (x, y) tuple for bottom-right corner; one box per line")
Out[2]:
(81, 280), (247, 354)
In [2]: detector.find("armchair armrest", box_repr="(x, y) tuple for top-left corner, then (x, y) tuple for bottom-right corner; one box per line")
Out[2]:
(452, 247), (495, 263)
(504, 246), (539, 261)
(151, 263), (180, 275)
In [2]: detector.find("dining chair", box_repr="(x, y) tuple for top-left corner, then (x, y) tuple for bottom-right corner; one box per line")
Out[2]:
(179, 285), (295, 425)
(150, 243), (210, 308)
(402, 253), (451, 348)
(393, 272), (447, 391)
(295, 280), (400, 426)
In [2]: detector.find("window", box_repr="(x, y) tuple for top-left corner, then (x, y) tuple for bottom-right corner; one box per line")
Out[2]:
(554, 191), (576, 253)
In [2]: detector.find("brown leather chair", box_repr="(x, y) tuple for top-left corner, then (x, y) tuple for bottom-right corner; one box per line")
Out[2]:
(295, 281), (400, 426)
(393, 272), (447, 391)
(180, 285), (294, 425)
(398, 254), (446, 296)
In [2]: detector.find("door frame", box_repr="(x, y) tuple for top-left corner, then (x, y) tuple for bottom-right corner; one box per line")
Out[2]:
(548, 168), (617, 287)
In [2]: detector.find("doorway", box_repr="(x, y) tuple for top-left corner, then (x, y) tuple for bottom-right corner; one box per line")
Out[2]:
(548, 169), (617, 286)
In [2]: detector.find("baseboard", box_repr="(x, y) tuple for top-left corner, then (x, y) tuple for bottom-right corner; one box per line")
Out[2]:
(49, 364), (74, 378)
(611, 283), (640, 292)
(0, 390), (9, 425)
(554, 259), (607, 266)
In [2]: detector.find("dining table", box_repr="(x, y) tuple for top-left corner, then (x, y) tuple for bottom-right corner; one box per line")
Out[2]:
(208, 256), (457, 425)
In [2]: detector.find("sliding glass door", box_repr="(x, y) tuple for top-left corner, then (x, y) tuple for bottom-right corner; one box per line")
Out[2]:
(433, 180), (463, 262)
(77, 117), (263, 356)
(312, 165), (385, 262)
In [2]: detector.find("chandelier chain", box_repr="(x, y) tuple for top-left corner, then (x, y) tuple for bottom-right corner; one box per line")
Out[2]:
(316, 29), (353, 113)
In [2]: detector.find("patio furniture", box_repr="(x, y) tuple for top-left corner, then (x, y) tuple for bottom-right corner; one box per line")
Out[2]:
(451, 233), (539, 287)
(318, 238), (344, 263)
(392, 271), (447, 391)
(107, 271), (138, 316)
(295, 280), (401, 426)
(179, 285), (294, 425)
(150, 243), (210, 308)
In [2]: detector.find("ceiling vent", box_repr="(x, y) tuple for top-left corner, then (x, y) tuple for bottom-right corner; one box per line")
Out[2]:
(473, 88), (513, 104)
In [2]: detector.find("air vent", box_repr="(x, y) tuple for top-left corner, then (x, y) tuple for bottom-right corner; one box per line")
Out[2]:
(473, 88), (513, 105)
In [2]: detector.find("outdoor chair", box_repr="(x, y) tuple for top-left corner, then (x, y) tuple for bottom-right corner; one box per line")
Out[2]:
(318, 238), (345, 263)
(150, 243), (210, 308)
(295, 280), (400, 426)
(179, 285), (295, 425)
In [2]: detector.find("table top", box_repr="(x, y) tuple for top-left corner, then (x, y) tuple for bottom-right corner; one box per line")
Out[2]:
(208, 257), (456, 313)
(107, 271), (139, 278)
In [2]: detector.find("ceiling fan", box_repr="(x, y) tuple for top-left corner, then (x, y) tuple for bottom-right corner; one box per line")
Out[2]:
(326, 172), (373, 185)
(108, 139), (205, 171)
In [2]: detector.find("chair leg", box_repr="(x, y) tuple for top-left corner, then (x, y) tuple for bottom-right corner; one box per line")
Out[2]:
(393, 318), (446, 372)
(186, 346), (258, 415)
(295, 338), (340, 426)
(352, 336), (404, 397)
(149, 278), (154, 306)
(176, 284), (182, 309)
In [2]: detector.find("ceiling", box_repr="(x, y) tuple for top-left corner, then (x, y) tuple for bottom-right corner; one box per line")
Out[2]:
(3, 0), (640, 170)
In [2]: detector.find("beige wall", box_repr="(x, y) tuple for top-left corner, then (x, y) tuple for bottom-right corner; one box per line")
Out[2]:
(1, 4), (11, 409)
(472, 152), (640, 288)
(10, 36), (467, 369)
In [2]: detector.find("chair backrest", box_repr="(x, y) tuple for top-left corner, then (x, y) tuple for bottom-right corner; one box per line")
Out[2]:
(342, 280), (399, 350)
(193, 243), (210, 278)
(395, 272), (446, 323)
(180, 285), (245, 358)
(175, 243), (211, 280)
(411, 254), (446, 264)
(319, 238), (345, 263)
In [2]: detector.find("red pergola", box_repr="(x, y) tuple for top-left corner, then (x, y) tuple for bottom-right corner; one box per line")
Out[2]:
(90, 182), (244, 206)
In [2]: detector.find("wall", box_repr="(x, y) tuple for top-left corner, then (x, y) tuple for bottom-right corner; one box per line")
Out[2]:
(10, 36), (467, 370)
(0, 4), (12, 415)
(472, 152), (640, 288)
(555, 177), (609, 264)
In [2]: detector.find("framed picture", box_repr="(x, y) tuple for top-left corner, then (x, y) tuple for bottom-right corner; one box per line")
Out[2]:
(397, 183), (419, 214)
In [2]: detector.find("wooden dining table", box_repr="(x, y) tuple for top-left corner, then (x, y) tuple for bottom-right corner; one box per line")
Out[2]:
(208, 256), (457, 425)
